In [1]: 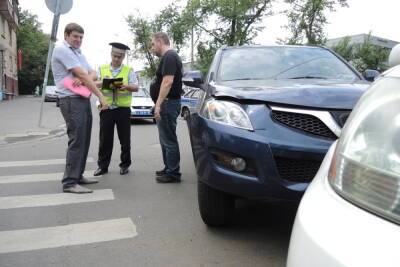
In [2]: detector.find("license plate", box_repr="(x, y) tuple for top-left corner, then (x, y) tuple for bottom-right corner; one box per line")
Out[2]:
(135, 110), (150, 115)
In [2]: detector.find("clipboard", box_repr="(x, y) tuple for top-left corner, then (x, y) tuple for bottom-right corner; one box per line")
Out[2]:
(102, 77), (123, 89)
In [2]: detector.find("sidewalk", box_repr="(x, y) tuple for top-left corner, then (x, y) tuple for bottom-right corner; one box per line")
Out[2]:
(0, 96), (66, 146)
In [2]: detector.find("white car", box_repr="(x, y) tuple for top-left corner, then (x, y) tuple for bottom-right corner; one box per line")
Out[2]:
(44, 85), (58, 102)
(287, 49), (400, 267)
(130, 88), (155, 123)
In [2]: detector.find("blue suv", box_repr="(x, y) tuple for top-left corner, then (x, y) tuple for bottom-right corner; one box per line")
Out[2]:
(183, 45), (374, 226)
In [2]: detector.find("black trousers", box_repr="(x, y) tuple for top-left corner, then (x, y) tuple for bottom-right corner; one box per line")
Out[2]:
(59, 97), (92, 188)
(98, 107), (131, 169)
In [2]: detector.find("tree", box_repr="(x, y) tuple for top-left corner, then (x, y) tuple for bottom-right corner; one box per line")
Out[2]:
(127, 0), (273, 76)
(188, 0), (274, 72)
(332, 33), (390, 73)
(283, 0), (348, 45)
(127, 4), (191, 78)
(17, 9), (53, 95)
(126, 14), (157, 78)
(331, 36), (353, 61)
(352, 34), (389, 73)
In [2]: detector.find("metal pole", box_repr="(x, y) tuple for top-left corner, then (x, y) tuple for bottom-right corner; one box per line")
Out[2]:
(190, 0), (194, 69)
(38, 0), (61, 127)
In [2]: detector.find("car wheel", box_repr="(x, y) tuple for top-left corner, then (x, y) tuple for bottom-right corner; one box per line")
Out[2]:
(182, 108), (190, 120)
(56, 98), (60, 107)
(198, 181), (235, 227)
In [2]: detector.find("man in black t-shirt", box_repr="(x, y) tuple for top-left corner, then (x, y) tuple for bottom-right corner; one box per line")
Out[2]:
(150, 32), (183, 183)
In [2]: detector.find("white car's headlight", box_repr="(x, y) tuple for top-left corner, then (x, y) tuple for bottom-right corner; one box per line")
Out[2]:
(329, 77), (400, 224)
(201, 99), (253, 130)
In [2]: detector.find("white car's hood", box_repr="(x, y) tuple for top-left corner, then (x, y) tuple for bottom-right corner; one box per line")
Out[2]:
(131, 97), (154, 107)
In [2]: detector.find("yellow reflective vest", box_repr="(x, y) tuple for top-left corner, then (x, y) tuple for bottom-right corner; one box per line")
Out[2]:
(100, 64), (132, 107)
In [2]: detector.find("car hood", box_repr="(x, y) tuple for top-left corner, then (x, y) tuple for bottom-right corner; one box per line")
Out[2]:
(211, 79), (370, 109)
(131, 97), (154, 106)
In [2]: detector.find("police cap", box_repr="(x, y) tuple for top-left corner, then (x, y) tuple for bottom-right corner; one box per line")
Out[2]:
(109, 42), (130, 55)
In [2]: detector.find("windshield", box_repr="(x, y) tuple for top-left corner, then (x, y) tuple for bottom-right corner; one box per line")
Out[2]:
(217, 47), (359, 82)
(132, 88), (149, 97)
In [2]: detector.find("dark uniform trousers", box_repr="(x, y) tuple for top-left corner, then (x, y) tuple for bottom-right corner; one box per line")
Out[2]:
(98, 107), (131, 169)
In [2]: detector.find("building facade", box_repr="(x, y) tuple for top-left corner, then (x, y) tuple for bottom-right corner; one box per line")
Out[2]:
(0, 0), (18, 101)
(326, 34), (399, 50)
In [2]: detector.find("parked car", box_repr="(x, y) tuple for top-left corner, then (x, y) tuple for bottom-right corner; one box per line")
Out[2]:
(286, 50), (400, 267)
(130, 88), (155, 123)
(44, 85), (58, 104)
(183, 45), (374, 226)
(181, 88), (201, 119)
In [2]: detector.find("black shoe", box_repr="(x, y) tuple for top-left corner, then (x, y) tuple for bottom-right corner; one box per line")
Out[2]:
(120, 167), (129, 175)
(156, 174), (181, 183)
(155, 169), (166, 176)
(93, 168), (108, 176)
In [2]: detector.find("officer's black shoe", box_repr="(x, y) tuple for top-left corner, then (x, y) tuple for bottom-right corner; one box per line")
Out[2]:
(120, 167), (129, 175)
(156, 174), (181, 183)
(155, 169), (166, 176)
(93, 168), (108, 176)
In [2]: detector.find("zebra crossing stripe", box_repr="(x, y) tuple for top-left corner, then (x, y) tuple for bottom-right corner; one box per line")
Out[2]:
(0, 189), (114, 210)
(0, 157), (95, 168)
(0, 171), (97, 184)
(0, 218), (137, 254)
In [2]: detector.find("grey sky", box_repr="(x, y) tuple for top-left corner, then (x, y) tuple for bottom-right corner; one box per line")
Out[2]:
(19, 0), (400, 71)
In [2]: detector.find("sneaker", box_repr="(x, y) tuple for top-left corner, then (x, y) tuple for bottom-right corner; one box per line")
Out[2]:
(78, 177), (98, 185)
(156, 174), (181, 183)
(155, 169), (167, 176)
(63, 184), (93, 194)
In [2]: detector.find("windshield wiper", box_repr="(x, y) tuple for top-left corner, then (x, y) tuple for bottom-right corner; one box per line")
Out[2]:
(287, 76), (327, 79)
(222, 78), (263, 81)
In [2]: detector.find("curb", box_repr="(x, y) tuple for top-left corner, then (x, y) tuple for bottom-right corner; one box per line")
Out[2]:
(0, 124), (67, 147)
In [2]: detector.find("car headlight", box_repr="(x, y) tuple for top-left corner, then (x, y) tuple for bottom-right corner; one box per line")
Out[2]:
(201, 99), (253, 130)
(328, 77), (400, 224)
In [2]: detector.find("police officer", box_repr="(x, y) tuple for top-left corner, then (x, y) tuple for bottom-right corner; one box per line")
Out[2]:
(94, 42), (139, 176)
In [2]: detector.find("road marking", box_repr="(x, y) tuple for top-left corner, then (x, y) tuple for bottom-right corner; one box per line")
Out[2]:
(0, 157), (95, 168)
(0, 170), (97, 184)
(0, 189), (114, 210)
(0, 218), (137, 254)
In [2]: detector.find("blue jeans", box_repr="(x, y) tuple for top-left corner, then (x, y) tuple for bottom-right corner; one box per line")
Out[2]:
(156, 99), (181, 179)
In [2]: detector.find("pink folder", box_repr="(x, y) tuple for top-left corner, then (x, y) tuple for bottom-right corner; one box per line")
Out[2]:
(63, 77), (92, 98)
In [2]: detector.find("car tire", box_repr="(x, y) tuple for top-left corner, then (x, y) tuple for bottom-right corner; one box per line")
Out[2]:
(198, 181), (235, 227)
(56, 98), (60, 107)
(153, 119), (157, 124)
(182, 108), (190, 120)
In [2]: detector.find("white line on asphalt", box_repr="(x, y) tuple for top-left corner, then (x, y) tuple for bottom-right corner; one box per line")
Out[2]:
(0, 157), (95, 168)
(0, 170), (97, 184)
(0, 189), (114, 210)
(0, 218), (137, 254)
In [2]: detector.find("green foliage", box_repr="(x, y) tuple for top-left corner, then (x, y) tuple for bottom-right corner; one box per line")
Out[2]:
(126, 14), (157, 78)
(17, 9), (53, 95)
(332, 33), (390, 73)
(127, 0), (273, 76)
(331, 36), (353, 61)
(187, 0), (274, 73)
(283, 0), (348, 45)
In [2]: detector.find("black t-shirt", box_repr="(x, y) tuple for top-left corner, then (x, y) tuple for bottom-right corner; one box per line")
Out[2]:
(150, 50), (183, 102)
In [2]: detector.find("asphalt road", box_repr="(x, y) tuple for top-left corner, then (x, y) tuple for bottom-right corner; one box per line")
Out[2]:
(0, 106), (298, 267)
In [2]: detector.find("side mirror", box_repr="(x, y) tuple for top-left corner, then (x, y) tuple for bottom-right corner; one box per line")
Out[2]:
(364, 69), (380, 82)
(182, 70), (204, 89)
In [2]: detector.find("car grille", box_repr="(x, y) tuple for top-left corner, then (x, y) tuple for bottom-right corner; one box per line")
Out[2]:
(274, 156), (322, 183)
(132, 106), (152, 109)
(271, 110), (337, 139)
